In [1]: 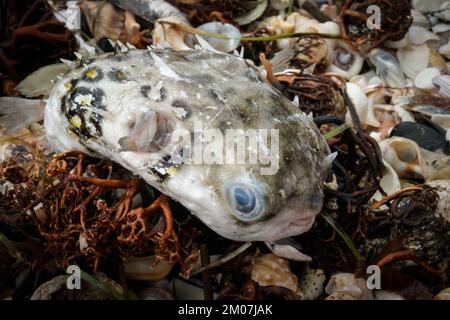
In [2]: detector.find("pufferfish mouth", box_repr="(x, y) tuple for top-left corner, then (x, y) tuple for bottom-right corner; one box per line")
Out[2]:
(224, 180), (267, 223)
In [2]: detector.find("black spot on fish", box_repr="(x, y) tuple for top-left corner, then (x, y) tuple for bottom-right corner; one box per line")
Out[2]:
(82, 67), (104, 82)
(108, 69), (128, 82)
(156, 87), (167, 102)
(140, 85), (152, 98)
(68, 86), (106, 110)
(171, 100), (191, 119)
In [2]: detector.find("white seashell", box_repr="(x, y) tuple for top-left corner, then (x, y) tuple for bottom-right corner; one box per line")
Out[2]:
(350, 71), (377, 90)
(251, 253), (301, 295)
(412, 0), (450, 13)
(433, 288), (450, 300)
(299, 266), (326, 300)
(432, 23), (450, 33)
(435, 9), (450, 21)
(411, 9), (431, 28)
(439, 39), (450, 59)
(345, 82), (380, 128)
(123, 256), (173, 281)
(379, 137), (430, 180)
(370, 160), (401, 204)
(325, 273), (373, 300)
(432, 74), (450, 97)
(408, 26), (440, 45)
(414, 67), (441, 89)
(426, 180), (450, 222)
(328, 41), (364, 79)
(384, 36), (409, 49)
(369, 48), (407, 87)
(397, 44), (430, 80)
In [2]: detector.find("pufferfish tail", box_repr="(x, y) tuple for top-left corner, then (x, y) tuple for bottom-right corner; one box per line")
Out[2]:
(0, 97), (45, 134)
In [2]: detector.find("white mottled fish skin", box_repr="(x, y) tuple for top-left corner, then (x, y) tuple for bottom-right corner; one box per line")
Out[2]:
(44, 48), (330, 242)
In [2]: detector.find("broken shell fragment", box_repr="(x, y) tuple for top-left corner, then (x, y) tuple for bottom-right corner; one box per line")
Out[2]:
(123, 256), (173, 281)
(325, 273), (373, 300)
(414, 67), (441, 90)
(368, 48), (407, 88)
(251, 253), (301, 295)
(397, 44), (430, 80)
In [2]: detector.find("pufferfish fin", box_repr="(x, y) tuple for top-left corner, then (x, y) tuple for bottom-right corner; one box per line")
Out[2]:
(0, 97), (45, 134)
(270, 45), (295, 74)
(265, 238), (312, 262)
(194, 34), (222, 54)
(16, 63), (70, 98)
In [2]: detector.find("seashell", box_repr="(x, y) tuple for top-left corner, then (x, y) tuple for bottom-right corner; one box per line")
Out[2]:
(291, 36), (329, 70)
(325, 292), (356, 300)
(433, 75), (450, 97)
(270, 0), (290, 11)
(390, 121), (447, 152)
(251, 253), (301, 295)
(325, 273), (373, 300)
(370, 160), (401, 204)
(414, 67), (441, 90)
(350, 71), (377, 90)
(432, 23), (450, 33)
(327, 41), (364, 79)
(368, 48), (407, 88)
(433, 288), (450, 300)
(426, 180), (450, 222)
(123, 255), (173, 281)
(412, 0), (450, 13)
(152, 16), (191, 51)
(435, 9), (450, 21)
(192, 22), (241, 53)
(299, 266), (326, 300)
(384, 36), (409, 49)
(374, 290), (405, 300)
(411, 9), (431, 28)
(379, 137), (430, 180)
(408, 26), (440, 45)
(345, 82), (380, 127)
(397, 44), (430, 80)
(80, 1), (139, 42)
(439, 39), (450, 59)
(429, 48), (448, 70)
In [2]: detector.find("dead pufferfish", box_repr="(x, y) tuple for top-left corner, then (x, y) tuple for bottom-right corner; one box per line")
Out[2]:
(0, 46), (332, 258)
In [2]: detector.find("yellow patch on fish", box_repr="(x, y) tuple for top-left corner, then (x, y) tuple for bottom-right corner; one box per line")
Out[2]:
(85, 69), (98, 79)
(167, 166), (177, 176)
(70, 115), (82, 128)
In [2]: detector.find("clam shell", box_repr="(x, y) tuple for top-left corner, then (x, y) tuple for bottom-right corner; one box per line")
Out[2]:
(328, 41), (364, 79)
(397, 44), (430, 80)
(408, 26), (440, 45)
(370, 160), (401, 204)
(414, 67), (441, 90)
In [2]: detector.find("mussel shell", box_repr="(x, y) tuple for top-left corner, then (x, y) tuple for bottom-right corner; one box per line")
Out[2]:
(390, 121), (448, 152)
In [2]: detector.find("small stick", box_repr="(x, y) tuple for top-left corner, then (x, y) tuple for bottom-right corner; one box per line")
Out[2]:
(200, 244), (214, 300)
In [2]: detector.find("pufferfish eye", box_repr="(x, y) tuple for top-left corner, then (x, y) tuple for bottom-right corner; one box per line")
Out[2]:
(225, 183), (265, 222)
